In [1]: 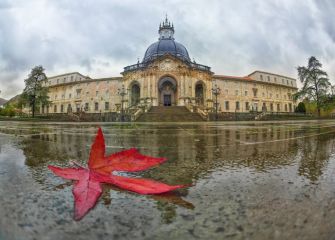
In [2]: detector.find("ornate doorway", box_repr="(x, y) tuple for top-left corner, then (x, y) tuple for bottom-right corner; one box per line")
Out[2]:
(164, 95), (171, 106)
(158, 76), (177, 106)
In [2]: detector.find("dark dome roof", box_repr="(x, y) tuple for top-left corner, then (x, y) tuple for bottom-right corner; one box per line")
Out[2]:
(143, 39), (191, 63)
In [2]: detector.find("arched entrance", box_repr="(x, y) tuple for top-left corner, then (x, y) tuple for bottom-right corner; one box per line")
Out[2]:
(195, 82), (205, 106)
(158, 76), (177, 106)
(130, 82), (140, 106)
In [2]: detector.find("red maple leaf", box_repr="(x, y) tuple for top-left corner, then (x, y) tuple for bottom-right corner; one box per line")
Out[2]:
(48, 128), (186, 220)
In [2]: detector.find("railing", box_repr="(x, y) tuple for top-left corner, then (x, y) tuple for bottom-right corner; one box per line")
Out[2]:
(197, 107), (209, 120)
(131, 108), (143, 121)
(123, 60), (211, 73)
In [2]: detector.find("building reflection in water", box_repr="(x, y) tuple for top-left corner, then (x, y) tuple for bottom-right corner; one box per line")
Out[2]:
(3, 123), (334, 223)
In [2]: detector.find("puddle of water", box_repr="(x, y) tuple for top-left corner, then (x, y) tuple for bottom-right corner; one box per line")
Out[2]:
(1, 120), (335, 239)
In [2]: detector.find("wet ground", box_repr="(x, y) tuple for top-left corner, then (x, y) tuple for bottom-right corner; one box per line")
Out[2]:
(1, 120), (335, 240)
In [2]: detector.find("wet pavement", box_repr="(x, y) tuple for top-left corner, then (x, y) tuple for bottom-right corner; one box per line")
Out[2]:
(1, 120), (335, 239)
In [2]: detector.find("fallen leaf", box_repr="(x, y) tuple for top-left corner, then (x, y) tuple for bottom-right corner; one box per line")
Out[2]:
(48, 127), (187, 220)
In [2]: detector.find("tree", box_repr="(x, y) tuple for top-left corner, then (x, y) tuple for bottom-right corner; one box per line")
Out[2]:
(295, 102), (306, 113)
(22, 66), (49, 117)
(295, 56), (331, 116)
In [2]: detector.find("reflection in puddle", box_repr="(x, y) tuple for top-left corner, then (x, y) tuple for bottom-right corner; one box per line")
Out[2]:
(1, 120), (335, 239)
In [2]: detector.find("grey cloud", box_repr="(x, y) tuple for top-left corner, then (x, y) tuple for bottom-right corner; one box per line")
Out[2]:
(0, 0), (335, 99)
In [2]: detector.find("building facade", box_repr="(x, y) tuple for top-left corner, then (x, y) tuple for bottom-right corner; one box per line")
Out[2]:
(36, 17), (297, 116)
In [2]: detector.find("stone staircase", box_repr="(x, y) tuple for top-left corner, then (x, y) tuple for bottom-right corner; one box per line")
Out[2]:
(136, 106), (205, 122)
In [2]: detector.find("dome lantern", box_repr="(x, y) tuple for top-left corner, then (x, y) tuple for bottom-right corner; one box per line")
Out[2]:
(158, 15), (174, 40)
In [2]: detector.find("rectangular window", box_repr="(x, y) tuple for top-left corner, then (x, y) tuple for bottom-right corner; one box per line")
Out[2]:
(54, 105), (57, 113)
(95, 102), (99, 111)
(236, 101), (240, 111)
(105, 102), (109, 110)
(260, 75), (263, 80)
(235, 90), (239, 96)
(85, 103), (89, 111)
(267, 76), (270, 81)
(225, 101), (229, 111)
(76, 89), (82, 98)
(244, 91), (248, 96)
(270, 103), (273, 111)
(277, 104), (280, 112)
(96, 91), (99, 97)
(61, 105), (64, 113)
(253, 88), (258, 97)
(71, 76), (73, 81)
(274, 77), (277, 82)
(245, 102), (250, 111)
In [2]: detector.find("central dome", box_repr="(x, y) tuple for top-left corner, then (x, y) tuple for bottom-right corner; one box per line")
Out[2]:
(143, 39), (191, 63)
(142, 16), (191, 63)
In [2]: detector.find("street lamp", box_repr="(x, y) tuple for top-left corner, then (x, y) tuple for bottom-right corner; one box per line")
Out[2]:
(211, 83), (221, 121)
(117, 84), (129, 122)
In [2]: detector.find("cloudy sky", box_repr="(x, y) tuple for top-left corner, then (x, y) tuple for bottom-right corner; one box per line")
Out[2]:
(0, 0), (335, 99)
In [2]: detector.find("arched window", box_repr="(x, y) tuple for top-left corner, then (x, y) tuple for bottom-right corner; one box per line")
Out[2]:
(195, 82), (205, 106)
(130, 83), (140, 106)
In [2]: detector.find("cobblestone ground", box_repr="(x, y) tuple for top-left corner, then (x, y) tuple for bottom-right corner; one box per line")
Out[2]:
(1, 120), (335, 240)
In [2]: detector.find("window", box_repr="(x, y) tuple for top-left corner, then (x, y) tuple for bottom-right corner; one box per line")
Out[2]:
(252, 88), (258, 97)
(267, 76), (270, 81)
(105, 102), (109, 110)
(62, 94), (65, 99)
(260, 75), (263, 80)
(96, 91), (99, 97)
(54, 105), (57, 113)
(55, 94), (57, 100)
(277, 104), (280, 112)
(63, 77), (66, 83)
(270, 103), (273, 111)
(285, 104), (288, 112)
(245, 102), (250, 111)
(262, 92), (265, 97)
(244, 91), (248, 96)
(274, 77), (277, 82)
(236, 101), (240, 111)
(287, 80), (289, 85)
(225, 101), (229, 111)
(276, 94), (279, 99)
(95, 102), (99, 111)
(76, 89), (82, 98)
(235, 90), (239, 96)
(67, 104), (72, 113)
(86, 91), (89, 96)
(61, 105), (64, 113)
(84, 103), (89, 111)
(57, 79), (59, 84)
(69, 93), (72, 99)
(71, 76), (73, 81)
(282, 79), (284, 84)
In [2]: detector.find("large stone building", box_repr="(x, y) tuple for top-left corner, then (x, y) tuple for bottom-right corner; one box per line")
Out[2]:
(37, 17), (297, 118)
